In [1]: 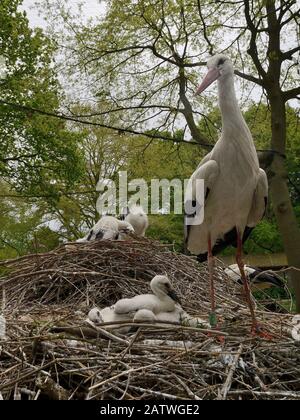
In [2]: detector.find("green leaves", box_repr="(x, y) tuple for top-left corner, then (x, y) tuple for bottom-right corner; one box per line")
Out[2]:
(0, 0), (85, 196)
(0, 181), (60, 259)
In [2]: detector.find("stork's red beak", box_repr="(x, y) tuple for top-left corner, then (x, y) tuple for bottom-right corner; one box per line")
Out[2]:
(196, 67), (220, 95)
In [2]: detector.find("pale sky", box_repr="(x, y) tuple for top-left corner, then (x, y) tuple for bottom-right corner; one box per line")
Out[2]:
(22, 0), (105, 28)
(20, 0), (298, 110)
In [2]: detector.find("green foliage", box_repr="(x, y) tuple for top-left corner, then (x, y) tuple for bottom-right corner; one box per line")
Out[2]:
(0, 0), (85, 197)
(119, 137), (204, 250)
(245, 104), (300, 226)
(244, 220), (283, 254)
(46, 122), (204, 242)
(0, 181), (60, 260)
(0, 0), (299, 262)
(1, 97), (298, 258)
(147, 214), (184, 252)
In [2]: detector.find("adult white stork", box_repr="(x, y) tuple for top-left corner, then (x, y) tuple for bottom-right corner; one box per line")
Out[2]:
(224, 264), (284, 292)
(185, 54), (268, 334)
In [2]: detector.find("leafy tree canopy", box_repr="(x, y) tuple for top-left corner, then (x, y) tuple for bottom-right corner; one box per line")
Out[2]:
(0, 0), (85, 197)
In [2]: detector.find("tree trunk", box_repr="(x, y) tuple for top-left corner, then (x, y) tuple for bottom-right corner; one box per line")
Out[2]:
(270, 158), (300, 312)
(269, 93), (300, 312)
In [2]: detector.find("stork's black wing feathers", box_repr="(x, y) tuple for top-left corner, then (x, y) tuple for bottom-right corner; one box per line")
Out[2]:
(86, 230), (94, 241)
(249, 269), (285, 288)
(184, 188), (211, 250)
(196, 226), (254, 262)
(95, 230), (104, 240)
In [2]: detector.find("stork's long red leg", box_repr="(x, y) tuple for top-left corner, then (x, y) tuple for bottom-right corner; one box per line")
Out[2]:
(208, 234), (217, 327)
(236, 231), (259, 333)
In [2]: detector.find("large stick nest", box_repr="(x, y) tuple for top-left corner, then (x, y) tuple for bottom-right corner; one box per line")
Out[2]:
(0, 238), (299, 400)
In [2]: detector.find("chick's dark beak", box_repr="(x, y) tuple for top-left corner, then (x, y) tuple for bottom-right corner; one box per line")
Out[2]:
(167, 288), (181, 304)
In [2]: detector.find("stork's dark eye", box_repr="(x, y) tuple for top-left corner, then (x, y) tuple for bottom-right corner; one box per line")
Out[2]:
(218, 58), (225, 66)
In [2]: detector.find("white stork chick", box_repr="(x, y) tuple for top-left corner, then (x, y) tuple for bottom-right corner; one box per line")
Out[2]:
(77, 216), (134, 242)
(114, 275), (181, 315)
(224, 264), (284, 291)
(133, 309), (157, 322)
(88, 307), (103, 324)
(121, 205), (149, 237)
(117, 220), (135, 240)
(128, 309), (157, 333)
(157, 306), (210, 328)
(87, 306), (135, 334)
(133, 307), (210, 329)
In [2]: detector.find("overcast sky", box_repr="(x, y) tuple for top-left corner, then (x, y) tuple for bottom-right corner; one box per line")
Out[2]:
(20, 0), (298, 110)
(22, 0), (105, 27)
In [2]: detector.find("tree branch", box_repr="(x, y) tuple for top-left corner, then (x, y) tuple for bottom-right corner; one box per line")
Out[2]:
(66, 104), (182, 118)
(235, 70), (265, 87)
(281, 12), (300, 27)
(244, 0), (268, 80)
(279, 0), (296, 18)
(197, 0), (214, 55)
(83, 44), (154, 65)
(177, 67), (213, 150)
(1, 154), (38, 163)
(0, 99), (211, 149)
(281, 45), (300, 61)
(283, 86), (300, 102)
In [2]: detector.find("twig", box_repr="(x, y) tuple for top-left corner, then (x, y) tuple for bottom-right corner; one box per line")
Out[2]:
(126, 384), (185, 400)
(227, 390), (300, 399)
(174, 375), (202, 400)
(219, 344), (244, 400)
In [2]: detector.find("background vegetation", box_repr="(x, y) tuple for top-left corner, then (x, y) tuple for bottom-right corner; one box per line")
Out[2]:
(0, 0), (299, 307)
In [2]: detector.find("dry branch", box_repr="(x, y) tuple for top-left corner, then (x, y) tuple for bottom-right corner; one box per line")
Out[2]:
(0, 238), (298, 400)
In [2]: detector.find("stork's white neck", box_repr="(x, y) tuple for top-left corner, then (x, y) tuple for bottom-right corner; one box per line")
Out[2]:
(217, 75), (250, 138)
(151, 283), (165, 299)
